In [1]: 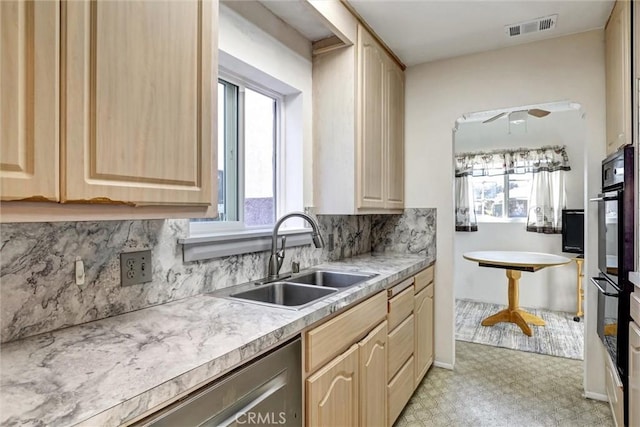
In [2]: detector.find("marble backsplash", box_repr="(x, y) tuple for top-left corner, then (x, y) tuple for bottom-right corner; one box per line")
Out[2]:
(372, 208), (437, 258)
(0, 209), (435, 343)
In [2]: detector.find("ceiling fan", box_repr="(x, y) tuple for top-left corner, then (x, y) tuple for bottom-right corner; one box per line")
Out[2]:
(482, 108), (551, 124)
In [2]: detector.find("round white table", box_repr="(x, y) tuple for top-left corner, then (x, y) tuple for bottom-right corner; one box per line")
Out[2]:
(463, 251), (571, 336)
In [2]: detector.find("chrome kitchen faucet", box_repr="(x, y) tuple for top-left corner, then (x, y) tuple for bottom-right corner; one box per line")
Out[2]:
(267, 212), (324, 280)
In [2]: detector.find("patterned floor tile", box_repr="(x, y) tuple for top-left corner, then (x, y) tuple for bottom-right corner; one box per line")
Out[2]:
(394, 341), (613, 427)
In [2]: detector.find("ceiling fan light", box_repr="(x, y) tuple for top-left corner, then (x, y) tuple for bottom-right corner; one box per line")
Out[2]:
(508, 110), (528, 124)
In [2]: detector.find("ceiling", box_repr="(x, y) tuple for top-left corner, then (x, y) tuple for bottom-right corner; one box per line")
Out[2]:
(259, 1), (334, 41)
(455, 108), (583, 152)
(348, 0), (615, 66)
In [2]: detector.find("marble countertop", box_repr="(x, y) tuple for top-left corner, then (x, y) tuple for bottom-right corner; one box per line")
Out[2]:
(0, 253), (433, 427)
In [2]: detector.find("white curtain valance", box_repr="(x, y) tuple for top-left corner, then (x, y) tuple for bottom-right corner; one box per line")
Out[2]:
(455, 145), (571, 177)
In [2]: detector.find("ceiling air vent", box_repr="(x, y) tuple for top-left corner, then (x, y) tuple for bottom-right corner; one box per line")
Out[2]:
(505, 14), (558, 38)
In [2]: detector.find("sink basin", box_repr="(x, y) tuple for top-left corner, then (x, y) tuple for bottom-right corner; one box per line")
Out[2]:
(288, 270), (377, 288)
(228, 282), (337, 310)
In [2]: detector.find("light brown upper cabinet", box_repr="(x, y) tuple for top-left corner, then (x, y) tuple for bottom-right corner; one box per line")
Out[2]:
(384, 54), (405, 210)
(0, 0), (59, 201)
(1, 0), (216, 212)
(313, 24), (404, 214)
(62, 0), (215, 205)
(357, 28), (385, 209)
(604, 0), (631, 155)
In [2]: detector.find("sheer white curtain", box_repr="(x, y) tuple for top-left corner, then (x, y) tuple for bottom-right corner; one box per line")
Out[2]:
(454, 156), (478, 232)
(455, 175), (477, 231)
(526, 170), (567, 233)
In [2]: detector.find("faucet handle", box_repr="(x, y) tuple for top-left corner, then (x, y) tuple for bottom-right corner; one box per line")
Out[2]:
(277, 235), (286, 270)
(278, 235), (286, 254)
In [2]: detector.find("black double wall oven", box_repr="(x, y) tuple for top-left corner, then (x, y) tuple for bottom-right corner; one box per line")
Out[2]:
(591, 145), (635, 424)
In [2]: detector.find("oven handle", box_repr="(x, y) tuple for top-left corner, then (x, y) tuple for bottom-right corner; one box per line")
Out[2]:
(590, 277), (620, 297)
(589, 196), (619, 202)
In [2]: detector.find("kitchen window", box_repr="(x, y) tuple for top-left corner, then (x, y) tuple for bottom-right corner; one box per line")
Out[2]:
(183, 68), (310, 262)
(190, 75), (280, 235)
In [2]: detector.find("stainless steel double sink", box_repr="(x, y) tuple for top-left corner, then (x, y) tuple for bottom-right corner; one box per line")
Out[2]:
(226, 271), (377, 310)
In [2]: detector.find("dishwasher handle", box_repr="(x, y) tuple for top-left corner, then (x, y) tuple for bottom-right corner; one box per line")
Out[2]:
(213, 371), (287, 427)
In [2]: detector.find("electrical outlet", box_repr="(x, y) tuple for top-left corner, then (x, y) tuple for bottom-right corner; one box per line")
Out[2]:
(120, 250), (152, 286)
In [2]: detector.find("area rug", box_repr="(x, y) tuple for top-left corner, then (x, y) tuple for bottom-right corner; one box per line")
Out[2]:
(455, 299), (584, 360)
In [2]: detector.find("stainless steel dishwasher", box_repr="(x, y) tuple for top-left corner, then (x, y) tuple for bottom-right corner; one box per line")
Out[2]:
(136, 338), (302, 427)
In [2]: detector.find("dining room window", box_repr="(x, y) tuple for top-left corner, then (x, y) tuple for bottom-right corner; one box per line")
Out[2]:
(455, 146), (570, 231)
(471, 173), (533, 221)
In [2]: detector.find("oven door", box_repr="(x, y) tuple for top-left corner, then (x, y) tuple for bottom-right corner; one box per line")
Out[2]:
(592, 275), (621, 369)
(593, 191), (623, 285)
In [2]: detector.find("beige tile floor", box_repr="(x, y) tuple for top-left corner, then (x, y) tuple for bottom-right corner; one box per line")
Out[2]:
(395, 341), (613, 427)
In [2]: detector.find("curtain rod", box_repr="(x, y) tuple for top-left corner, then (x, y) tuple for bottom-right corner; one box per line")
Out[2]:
(455, 144), (567, 158)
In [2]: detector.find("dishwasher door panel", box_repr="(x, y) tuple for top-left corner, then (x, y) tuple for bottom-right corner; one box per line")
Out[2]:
(139, 338), (302, 427)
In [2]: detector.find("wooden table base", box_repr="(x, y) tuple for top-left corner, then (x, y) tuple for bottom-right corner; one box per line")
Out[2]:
(481, 269), (546, 337)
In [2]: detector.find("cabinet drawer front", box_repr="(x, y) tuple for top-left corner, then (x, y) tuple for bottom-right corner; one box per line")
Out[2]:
(388, 314), (414, 379)
(631, 320), (640, 349)
(388, 285), (414, 330)
(631, 292), (640, 324)
(630, 323), (640, 381)
(306, 291), (386, 373)
(387, 355), (414, 427)
(414, 266), (434, 294)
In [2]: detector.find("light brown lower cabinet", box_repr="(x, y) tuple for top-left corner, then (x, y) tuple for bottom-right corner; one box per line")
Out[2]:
(305, 263), (435, 427)
(305, 292), (387, 427)
(359, 321), (388, 427)
(387, 356), (415, 426)
(414, 283), (434, 384)
(386, 264), (434, 426)
(386, 280), (415, 426)
(629, 321), (640, 427)
(306, 321), (388, 427)
(604, 343), (624, 427)
(306, 344), (360, 427)
(388, 314), (414, 379)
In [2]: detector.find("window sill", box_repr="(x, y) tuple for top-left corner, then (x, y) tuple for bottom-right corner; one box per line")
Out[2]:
(179, 228), (313, 262)
(476, 217), (527, 224)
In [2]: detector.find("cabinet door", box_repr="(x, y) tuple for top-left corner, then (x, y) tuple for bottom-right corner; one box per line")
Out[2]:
(414, 284), (434, 385)
(307, 344), (359, 427)
(605, 0), (631, 155)
(357, 27), (385, 209)
(1, 0), (59, 201)
(359, 321), (387, 427)
(63, 1), (216, 206)
(604, 345), (624, 427)
(630, 322), (640, 427)
(385, 58), (404, 210)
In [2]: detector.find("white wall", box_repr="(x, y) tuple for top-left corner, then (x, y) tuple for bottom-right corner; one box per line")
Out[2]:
(405, 30), (607, 396)
(218, 4), (314, 207)
(454, 110), (585, 312)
